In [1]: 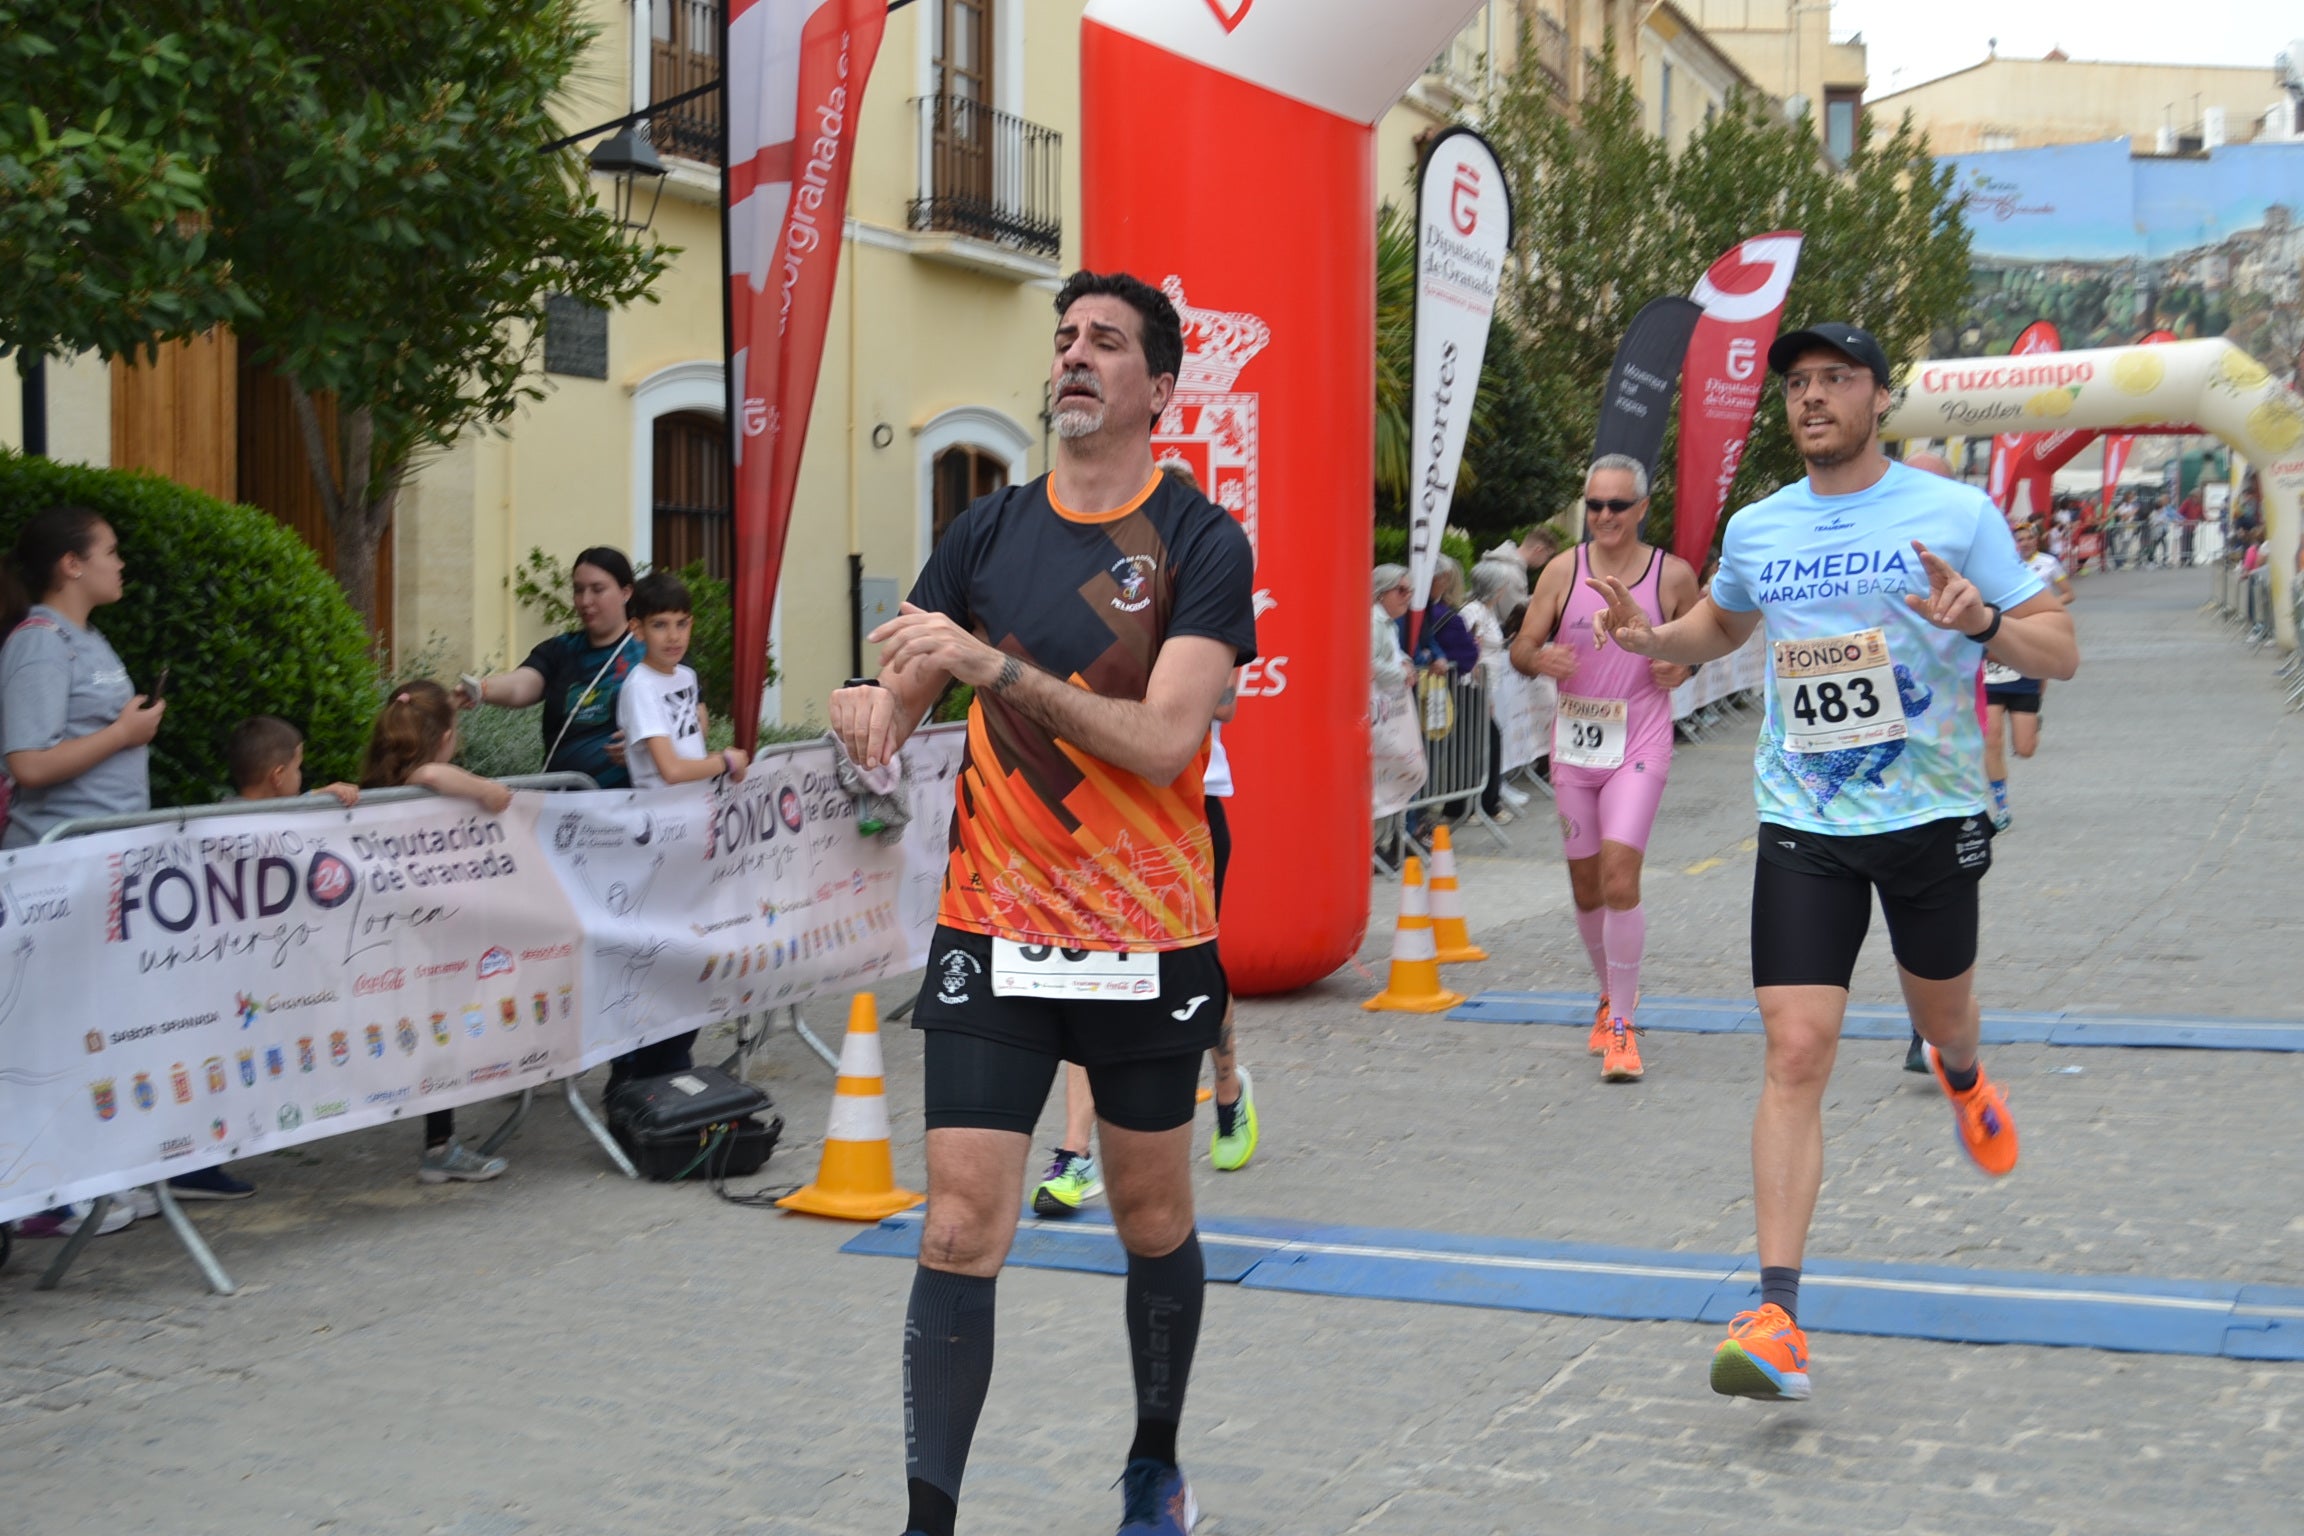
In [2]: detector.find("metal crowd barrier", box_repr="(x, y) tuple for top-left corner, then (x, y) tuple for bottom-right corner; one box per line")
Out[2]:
(1376, 674), (1506, 863)
(30, 772), (597, 1298)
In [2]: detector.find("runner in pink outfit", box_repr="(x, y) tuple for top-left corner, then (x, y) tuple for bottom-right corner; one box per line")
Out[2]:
(1509, 455), (1700, 1082)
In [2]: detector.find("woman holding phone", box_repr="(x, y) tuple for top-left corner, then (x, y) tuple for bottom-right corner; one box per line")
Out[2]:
(0, 506), (162, 847)
(1, 506), (171, 1234)
(460, 547), (639, 787)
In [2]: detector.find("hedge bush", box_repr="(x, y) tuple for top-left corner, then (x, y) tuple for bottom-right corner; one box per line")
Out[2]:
(0, 452), (380, 806)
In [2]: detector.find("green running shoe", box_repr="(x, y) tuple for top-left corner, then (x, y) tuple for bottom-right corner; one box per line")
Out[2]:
(1030, 1149), (1101, 1218)
(1209, 1065), (1259, 1172)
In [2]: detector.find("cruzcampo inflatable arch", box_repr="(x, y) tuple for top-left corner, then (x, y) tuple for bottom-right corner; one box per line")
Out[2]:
(1080, 0), (1486, 995)
(1883, 337), (2304, 650)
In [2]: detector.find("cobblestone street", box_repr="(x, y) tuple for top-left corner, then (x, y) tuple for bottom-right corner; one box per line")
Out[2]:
(3, 567), (2298, 1535)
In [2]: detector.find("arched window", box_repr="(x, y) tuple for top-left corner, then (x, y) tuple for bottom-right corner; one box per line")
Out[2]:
(652, 410), (731, 578)
(933, 443), (1009, 544)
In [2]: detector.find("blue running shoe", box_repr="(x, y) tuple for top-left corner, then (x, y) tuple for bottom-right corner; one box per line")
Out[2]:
(1114, 1457), (1198, 1534)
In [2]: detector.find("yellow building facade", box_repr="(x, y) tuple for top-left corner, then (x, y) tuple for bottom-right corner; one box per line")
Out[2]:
(7, 1), (1730, 726)
(1869, 53), (2298, 156)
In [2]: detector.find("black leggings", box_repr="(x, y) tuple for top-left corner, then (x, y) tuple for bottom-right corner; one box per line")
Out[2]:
(922, 1030), (1203, 1134)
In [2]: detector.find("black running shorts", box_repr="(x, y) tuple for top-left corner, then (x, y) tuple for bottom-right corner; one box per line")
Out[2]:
(1984, 686), (2042, 715)
(912, 924), (1227, 1133)
(920, 1031), (1203, 1135)
(1749, 816), (1993, 988)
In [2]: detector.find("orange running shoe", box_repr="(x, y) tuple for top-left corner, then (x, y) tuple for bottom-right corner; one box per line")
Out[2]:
(1923, 1041), (2019, 1177)
(1601, 1018), (1644, 1082)
(1710, 1303), (1810, 1400)
(1587, 994), (1612, 1055)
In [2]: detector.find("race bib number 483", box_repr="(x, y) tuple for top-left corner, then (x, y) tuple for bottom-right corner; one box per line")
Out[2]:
(1773, 628), (1905, 754)
(991, 939), (1159, 1000)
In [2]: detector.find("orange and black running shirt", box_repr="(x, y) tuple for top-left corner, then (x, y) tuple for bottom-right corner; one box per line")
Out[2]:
(907, 469), (1257, 952)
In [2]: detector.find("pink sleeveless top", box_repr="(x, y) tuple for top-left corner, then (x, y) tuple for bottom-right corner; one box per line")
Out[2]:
(1553, 544), (1675, 777)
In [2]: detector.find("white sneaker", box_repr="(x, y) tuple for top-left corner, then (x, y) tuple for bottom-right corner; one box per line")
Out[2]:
(1499, 782), (1532, 810)
(418, 1139), (509, 1183)
(58, 1197), (137, 1237)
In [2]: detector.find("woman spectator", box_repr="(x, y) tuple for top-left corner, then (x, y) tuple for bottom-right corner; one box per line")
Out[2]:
(461, 547), (639, 787)
(1464, 559), (1529, 821)
(1372, 563), (1415, 695)
(1, 507), (171, 1235)
(1405, 556), (1482, 677)
(360, 681), (518, 1184)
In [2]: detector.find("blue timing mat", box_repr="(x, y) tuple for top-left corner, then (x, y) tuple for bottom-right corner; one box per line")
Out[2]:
(1451, 991), (2304, 1052)
(841, 1210), (2304, 1361)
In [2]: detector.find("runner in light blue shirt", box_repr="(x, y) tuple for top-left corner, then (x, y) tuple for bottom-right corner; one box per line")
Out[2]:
(1708, 458), (2045, 836)
(1583, 321), (2079, 1409)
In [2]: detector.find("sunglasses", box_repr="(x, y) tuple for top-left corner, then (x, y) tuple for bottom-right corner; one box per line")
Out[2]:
(1584, 497), (1640, 513)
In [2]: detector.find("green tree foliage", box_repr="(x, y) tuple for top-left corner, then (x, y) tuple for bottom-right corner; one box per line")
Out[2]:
(0, 3), (669, 632)
(0, 452), (380, 806)
(0, 7), (257, 359)
(1390, 38), (1971, 555)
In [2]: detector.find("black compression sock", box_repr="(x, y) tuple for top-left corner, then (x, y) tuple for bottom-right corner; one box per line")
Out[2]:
(905, 1479), (957, 1536)
(1759, 1265), (1800, 1321)
(902, 1267), (997, 1527)
(1940, 1055), (1980, 1092)
(1124, 1230), (1205, 1467)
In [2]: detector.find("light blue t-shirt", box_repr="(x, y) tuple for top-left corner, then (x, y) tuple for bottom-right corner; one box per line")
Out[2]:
(1710, 461), (2045, 835)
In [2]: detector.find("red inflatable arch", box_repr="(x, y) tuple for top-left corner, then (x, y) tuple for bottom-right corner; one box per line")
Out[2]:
(1079, 0), (1487, 995)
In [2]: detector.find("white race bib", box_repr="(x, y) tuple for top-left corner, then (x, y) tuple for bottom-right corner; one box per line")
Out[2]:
(1553, 695), (1628, 770)
(1983, 660), (2023, 686)
(1773, 628), (1907, 755)
(991, 938), (1160, 1001)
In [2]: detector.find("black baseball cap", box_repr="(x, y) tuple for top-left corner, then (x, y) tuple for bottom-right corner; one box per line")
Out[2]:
(1768, 322), (1892, 385)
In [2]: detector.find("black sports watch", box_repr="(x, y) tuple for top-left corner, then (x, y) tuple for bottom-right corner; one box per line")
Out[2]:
(1964, 604), (2003, 644)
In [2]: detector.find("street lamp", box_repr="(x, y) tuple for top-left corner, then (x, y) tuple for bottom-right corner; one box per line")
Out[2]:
(589, 125), (668, 233)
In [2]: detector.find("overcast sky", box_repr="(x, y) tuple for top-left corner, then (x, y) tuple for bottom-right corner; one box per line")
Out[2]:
(1837, 0), (2302, 99)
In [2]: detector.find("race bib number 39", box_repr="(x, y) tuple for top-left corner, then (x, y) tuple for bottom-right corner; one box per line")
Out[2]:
(1554, 695), (1628, 770)
(1773, 627), (1905, 755)
(991, 939), (1159, 1000)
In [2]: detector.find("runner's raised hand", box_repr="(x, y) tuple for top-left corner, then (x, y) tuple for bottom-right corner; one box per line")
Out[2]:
(1903, 541), (1989, 635)
(1586, 574), (1658, 655)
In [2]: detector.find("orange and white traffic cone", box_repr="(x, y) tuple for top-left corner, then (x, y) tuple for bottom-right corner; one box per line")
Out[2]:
(777, 993), (925, 1221)
(1363, 856), (1466, 1014)
(1426, 824), (1489, 964)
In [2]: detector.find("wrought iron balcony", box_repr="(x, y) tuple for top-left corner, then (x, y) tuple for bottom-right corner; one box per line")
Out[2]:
(908, 93), (1063, 261)
(650, 0), (722, 164)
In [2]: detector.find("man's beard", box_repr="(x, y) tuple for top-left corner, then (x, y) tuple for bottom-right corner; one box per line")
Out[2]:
(1798, 415), (1867, 469)
(1053, 400), (1107, 440)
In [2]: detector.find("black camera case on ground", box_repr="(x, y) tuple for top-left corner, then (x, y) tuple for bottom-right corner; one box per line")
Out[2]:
(604, 1065), (783, 1182)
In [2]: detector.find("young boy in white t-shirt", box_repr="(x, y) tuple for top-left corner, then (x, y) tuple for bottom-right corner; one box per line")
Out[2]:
(617, 572), (750, 790)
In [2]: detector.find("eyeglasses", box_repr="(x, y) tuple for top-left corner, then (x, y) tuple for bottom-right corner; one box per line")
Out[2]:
(1780, 366), (1869, 399)
(1584, 497), (1640, 513)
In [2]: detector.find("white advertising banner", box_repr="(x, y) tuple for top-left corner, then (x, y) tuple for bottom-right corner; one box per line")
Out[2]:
(1404, 126), (1512, 646)
(1668, 627), (1770, 718)
(1493, 666), (1557, 776)
(534, 731), (962, 1072)
(0, 728), (967, 1224)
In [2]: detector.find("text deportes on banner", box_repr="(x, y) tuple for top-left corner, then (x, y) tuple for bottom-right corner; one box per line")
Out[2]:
(1590, 296), (1702, 508)
(1985, 319), (2061, 511)
(1080, 2), (1483, 994)
(1673, 231), (1802, 568)
(726, 0), (888, 750)
(1404, 126), (1513, 649)
(0, 729), (965, 1225)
